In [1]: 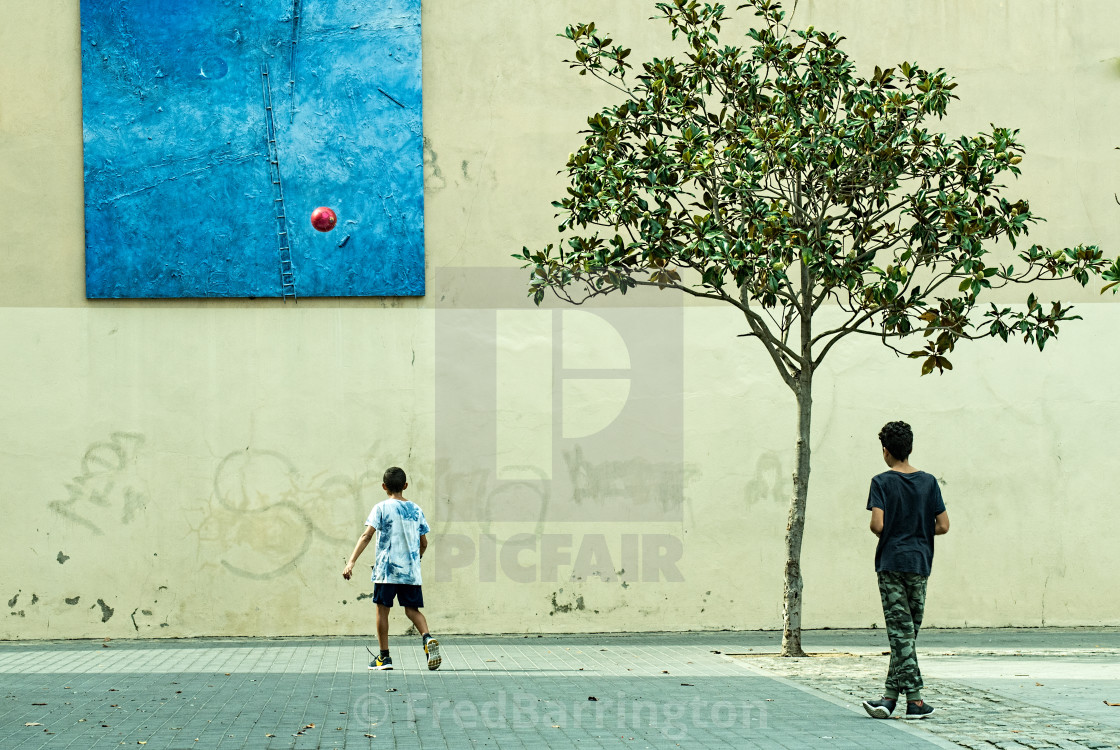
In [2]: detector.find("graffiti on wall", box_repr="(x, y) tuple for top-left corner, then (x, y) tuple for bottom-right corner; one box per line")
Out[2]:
(195, 448), (379, 579)
(49, 432), (150, 535)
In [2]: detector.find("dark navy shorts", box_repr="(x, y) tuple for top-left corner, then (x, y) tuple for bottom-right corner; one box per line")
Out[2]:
(372, 583), (424, 608)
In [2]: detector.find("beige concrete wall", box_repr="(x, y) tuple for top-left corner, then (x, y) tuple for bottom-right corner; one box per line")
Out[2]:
(1, 0), (1117, 639)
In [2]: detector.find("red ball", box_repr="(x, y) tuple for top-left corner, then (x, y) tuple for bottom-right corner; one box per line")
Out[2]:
(310, 206), (337, 232)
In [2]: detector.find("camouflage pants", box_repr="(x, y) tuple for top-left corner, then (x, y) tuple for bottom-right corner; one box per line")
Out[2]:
(877, 571), (928, 696)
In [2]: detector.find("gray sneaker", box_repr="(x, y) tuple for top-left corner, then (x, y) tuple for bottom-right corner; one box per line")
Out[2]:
(861, 697), (897, 719)
(903, 700), (935, 719)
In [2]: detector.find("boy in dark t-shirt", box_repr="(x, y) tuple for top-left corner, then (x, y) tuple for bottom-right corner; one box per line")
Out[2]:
(862, 421), (950, 720)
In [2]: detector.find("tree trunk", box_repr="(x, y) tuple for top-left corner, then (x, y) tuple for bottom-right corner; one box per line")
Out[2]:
(780, 374), (812, 657)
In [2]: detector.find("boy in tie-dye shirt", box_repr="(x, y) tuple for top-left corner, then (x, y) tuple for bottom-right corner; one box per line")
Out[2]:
(343, 467), (441, 671)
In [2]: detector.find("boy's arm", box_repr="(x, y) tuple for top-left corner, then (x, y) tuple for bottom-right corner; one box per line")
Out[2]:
(934, 510), (950, 535)
(342, 526), (375, 580)
(419, 533), (428, 558)
(869, 508), (884, 538)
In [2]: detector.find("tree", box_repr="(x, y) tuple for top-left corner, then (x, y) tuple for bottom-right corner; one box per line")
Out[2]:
(518, 0), (1120, 656)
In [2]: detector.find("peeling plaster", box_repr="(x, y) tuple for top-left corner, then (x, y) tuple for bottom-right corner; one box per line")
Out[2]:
(549, 590), (586, 616)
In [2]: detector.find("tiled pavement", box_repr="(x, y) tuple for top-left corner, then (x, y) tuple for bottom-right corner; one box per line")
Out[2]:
(0, 630), (1116, 749)
(0, 633), (945, 749)
(735, 630), (1120, 750)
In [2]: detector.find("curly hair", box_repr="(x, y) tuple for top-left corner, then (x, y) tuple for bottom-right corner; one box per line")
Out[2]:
(383, 466), (407, 493)
(878, 421), (913, 462)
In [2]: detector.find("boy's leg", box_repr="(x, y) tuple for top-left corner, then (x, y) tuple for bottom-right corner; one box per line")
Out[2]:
(880, 572), (926, 700)
(400, 587), (440, 671)
(901, 573), (928, 702)
(376, 604), (391, 652)
(405, 606), (443, 668)
(877, 571), (919, 699)
(403, 607), (429, 635)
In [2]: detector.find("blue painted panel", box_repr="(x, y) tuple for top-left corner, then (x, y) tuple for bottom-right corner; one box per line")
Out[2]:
(81, 0), (424, 298)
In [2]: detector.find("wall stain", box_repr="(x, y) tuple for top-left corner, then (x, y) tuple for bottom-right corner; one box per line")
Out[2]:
(49, 432), (150, 535)
(561, 445), (697, 521)
(549, 590), (586, 616)
(432, 462), (554, 536)
(7, 593), (17, 608)
(423, 137), (446, 191)
(57, 551), (70, 565)
(744, 451), (787, 508)
(65, 596), (81, 606)
(95, 598), (114, 623)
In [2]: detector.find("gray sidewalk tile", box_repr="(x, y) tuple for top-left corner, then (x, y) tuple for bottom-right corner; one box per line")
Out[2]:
(2, 630), (1118, 749)
(0, 633), (943, 749)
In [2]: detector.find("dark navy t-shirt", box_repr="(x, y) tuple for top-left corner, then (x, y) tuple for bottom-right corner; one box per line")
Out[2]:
(866, 470), (946, 576)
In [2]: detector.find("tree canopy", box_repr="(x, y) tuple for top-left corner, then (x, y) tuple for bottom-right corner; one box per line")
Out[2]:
(521, 0), (1119, 384)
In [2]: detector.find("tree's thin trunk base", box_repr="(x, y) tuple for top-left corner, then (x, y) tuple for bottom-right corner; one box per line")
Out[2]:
(780, 377), (813, 657)
(780, 572), (808, 657)
(780, 638), (807, 658)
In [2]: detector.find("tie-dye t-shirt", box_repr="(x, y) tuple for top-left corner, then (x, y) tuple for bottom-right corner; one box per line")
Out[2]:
(366, 498), (430, 585)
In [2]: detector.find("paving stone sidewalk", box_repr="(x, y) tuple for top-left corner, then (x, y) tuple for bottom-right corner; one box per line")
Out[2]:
(0, 630), (1116, 749)
(733, 628), (1120, 750)
(0, 633), (946, 750)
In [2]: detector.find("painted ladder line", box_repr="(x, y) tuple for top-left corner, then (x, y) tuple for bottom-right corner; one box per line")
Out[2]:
(289, 0), (302, 124)
(260, 63), (297, 300)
